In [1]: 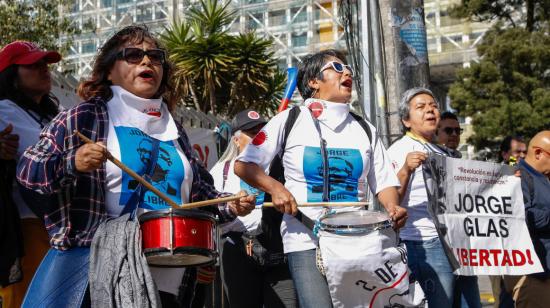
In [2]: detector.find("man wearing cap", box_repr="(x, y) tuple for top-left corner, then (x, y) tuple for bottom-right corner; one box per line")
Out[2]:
(209, 109), (298, 307)
(0, 41), (62, 308)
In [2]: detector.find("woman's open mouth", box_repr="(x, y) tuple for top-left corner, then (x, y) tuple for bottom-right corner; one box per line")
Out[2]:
(341, 79), (353, 88)
(138, 70), (155, 81)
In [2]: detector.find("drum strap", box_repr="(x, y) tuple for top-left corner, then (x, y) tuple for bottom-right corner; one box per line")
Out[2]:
(294, 110), (330, 232)
(120, 138), (161, 217)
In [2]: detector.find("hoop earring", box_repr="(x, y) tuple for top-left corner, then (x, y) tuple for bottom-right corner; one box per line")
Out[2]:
(311, 88), (318, 99)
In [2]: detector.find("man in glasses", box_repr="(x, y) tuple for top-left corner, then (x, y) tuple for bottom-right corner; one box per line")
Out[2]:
(501, 130), (550, 308)
(436, 111), (462, 151)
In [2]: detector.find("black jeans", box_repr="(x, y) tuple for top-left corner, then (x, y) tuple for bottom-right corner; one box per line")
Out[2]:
(220, 232), (297, 308)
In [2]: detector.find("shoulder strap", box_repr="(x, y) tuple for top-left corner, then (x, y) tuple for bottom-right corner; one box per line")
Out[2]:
(280, 106), (301, 159)
(222, 160), (231, 190)
(349, 111), (373, 146)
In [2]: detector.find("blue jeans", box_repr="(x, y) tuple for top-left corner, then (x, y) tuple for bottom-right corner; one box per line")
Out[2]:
(286, 249), (333, 308)
(405, 238), (481, 308)
(454, 275), (482, 308)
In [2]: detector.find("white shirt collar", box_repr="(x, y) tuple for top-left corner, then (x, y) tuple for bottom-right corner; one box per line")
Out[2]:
(108, 86), (179, 141)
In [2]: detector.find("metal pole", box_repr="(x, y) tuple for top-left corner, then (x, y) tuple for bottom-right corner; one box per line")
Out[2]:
(369, 0), (390, 147)
(379, 0), (431, 141)
(359, 0), (374, 125)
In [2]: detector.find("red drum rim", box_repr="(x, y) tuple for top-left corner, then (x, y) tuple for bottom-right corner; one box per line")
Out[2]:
(138, 208), (217, 223)
(318, 210), (392, 235)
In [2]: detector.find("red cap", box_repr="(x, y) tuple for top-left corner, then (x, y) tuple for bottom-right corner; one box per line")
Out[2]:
(0, 41), (62, 73)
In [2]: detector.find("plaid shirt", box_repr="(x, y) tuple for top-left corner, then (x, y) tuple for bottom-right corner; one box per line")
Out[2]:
(17, 97), (235, 250)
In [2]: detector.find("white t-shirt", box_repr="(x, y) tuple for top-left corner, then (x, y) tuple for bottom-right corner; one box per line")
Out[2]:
(0, 99), (51, 219)
(210, 159), (264, 233)
(104, 86), (193, 295)
(237, 99), (399, 253)
(387, 134), (439, 241)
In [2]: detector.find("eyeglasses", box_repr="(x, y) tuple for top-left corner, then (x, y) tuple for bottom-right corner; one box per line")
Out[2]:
(534, 146), (550, 157)
(116, 47), (166, 66)
(320, 61), (353, 76)
(442, 127), (463, 135)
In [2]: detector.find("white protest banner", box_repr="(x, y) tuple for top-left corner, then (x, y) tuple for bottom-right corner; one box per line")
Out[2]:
(319, 226), (425, 307)
(424, 154), (543, 276)
(186, 127), (218, 171)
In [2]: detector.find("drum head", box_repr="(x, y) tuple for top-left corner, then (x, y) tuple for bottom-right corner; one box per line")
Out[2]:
(144, 247), (217, 267)
(319, 210), (392, 234)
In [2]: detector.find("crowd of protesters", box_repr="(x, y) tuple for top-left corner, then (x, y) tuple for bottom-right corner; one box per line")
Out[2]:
(0, 24), (548, 308)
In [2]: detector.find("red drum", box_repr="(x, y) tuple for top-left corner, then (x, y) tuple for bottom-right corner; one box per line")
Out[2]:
(139, 208), (217, 267)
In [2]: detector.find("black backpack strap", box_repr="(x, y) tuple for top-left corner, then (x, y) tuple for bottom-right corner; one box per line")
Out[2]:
(349, 111), (373, 146)
(257, 107), (302, 251)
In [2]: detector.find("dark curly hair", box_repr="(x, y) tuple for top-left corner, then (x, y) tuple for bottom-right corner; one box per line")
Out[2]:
(77, 25), (176, 110)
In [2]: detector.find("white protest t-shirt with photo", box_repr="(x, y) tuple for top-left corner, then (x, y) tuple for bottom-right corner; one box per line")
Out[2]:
(104, 86), (193, 295)
(237, 99), (399, 253)
(210, 158), (264, 233)
(387, 134), (439, 241)
(0, 99), (52, 219)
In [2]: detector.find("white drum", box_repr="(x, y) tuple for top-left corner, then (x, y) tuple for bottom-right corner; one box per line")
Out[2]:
(317, 210), (425, 308)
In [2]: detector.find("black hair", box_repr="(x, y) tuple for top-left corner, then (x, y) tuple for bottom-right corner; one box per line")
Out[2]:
(296, 49), (347, 100)
(440, 111), (458, 122)
(500, 135), (525, 154)
(0, 65), (59, 121)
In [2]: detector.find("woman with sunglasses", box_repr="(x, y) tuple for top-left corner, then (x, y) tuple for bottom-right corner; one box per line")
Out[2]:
(387, 88), (480, 308)
(17, 25), (255, 307)
(235, 49), (407, 307)
(0, 41), (61, 308)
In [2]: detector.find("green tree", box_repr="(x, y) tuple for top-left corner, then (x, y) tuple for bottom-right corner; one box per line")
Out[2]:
(161, 0), (285, 117)
(0, 0), (86, 56)
(448, 0), (550, 152)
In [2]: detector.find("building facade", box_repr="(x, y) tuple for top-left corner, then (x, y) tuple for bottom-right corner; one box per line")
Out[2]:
(64, 0), (346, 77)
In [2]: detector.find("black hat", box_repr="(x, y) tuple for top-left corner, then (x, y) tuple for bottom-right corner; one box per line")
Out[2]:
(231, 109), (267, 134)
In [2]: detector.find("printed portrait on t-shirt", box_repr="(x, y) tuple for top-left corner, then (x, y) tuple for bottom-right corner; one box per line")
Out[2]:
(303, 146), (363, 202)
(240, 179), (265, 207)
(115, 126), (185, 210)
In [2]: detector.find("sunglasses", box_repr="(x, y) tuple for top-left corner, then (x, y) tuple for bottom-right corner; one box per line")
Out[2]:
(442, 127), (463, 135)
(320, 61), (353, 76)
(116, 47), (166, 66)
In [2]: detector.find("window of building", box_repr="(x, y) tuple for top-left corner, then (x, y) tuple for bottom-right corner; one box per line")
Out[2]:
(82, 41), (96, 54)
(137, 5), (152, 22)
(101, 0), (112, 8)
(291, 6), (307, 23)
(291, 33), (307, 47)
(269, 10), (286, 27)
(247, 13), (264, 30)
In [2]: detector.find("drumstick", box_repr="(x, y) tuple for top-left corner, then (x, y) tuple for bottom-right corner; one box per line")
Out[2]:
(75, 130), (248, 211)
(263, 201), (369, 208)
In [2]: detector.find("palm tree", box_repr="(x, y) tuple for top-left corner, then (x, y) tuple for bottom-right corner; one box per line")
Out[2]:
(162, 0), (236, 115)
(227, 33), (285, 116)
(161, 0), (285, 117)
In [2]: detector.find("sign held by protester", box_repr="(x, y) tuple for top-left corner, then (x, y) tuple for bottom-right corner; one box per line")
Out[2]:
(424, 155), (543, 276)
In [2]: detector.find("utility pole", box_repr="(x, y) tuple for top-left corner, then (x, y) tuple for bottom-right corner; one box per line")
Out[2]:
(378, 0), (431, 141)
